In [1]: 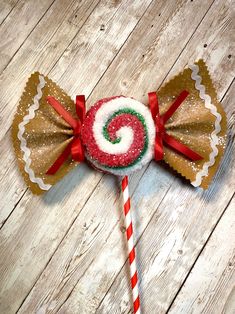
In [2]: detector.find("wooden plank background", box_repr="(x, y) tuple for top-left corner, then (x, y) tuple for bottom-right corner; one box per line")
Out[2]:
(0, 0), (234, 313)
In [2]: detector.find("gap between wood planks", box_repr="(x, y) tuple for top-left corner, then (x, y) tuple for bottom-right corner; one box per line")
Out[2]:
(0, 0), (100, 131)
(0, 0), (57, 73)
(166, 193), (235, 314)
(168, 195), (235, 313)
(14, 0), (233, 310)
(0, 0), (20, 26)
(166, 192), (235, 313)
(0, 188), (27, 229)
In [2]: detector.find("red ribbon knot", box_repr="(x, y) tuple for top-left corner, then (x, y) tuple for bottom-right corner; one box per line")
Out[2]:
(148, 90), (203, 162)
(46, 95), (86, 175)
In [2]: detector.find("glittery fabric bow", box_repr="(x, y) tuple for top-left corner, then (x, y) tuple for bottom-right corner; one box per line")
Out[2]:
(12, 60), (227, 194)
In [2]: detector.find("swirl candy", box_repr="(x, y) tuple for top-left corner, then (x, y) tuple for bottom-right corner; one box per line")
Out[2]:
(81, 96), (156, 175)
(11, 60), (227, 314)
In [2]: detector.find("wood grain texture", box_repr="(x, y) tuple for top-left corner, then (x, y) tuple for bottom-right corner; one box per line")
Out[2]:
(169, 194), (235, 314)
(0, 0), (100, 140)
(0, 0), (19, 25)
(0, 0), (56, 72)
(0, 0), (234, 313)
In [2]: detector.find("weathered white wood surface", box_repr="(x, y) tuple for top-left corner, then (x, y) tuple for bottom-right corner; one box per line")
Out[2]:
(0, 0), (55, 72)
(169, 195), (235, 314)
(0, 0), (18, 25)
(0, 0), (234, 313)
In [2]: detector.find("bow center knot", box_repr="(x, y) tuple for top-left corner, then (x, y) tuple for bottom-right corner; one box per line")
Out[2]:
(155, 115), (165, 135)
(73, 120), (82, 137)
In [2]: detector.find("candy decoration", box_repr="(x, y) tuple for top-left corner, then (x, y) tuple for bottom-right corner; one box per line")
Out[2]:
(122, 176), (140, 314)
(11, 60), (227, 313)
(81, 96), (156, 176)
(12, 61), (227, 194)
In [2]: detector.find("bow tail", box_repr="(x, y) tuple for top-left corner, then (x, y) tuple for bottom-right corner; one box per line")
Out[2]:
(46, 137), (85, 176)
(46, 141), (73, 175)
(163, 133), (202, 161)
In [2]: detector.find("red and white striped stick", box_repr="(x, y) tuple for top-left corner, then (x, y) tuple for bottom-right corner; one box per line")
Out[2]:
(121, 175), (141, 314)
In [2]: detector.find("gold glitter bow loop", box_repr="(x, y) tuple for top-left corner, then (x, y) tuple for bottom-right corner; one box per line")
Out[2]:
(156, 60), (227, 189)
(12, 72), (80, 194)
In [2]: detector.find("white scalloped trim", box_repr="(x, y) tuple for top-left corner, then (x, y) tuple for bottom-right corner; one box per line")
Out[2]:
(189, 64), (222, 187)
(17, 75), (52, 191)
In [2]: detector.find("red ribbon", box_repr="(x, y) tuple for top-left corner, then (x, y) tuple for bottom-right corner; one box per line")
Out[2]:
(148, 90), (203, 161)
(46, 91), (202, 175)
(46, 95), (86, 175)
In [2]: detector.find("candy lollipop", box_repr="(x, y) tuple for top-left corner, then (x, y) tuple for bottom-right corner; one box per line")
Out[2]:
(11, 60), (227, 313)
(82, 96), (157, 312)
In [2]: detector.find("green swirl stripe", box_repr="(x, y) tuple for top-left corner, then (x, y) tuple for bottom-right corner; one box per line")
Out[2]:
(102, 108), (149, 169)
